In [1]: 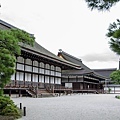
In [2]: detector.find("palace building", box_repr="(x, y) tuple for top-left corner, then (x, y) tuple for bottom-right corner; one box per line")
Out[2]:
(58, 50), (107, 93)
(0, 19), (107, 96)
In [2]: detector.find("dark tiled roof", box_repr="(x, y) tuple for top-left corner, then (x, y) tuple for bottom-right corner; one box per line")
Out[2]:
(21, 42), (81, 68)
(0, 19), (17, 29)
(0, 19), (80, 69)
(58, 51), (93, 73)
(93, 68), (117, 78)
(58, 50), (107, 79)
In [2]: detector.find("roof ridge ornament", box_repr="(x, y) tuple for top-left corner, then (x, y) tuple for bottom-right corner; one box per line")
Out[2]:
(59, 49), (62, 52)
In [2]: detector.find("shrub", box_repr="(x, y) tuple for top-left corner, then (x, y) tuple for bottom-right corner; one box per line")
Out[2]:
(0, 96), (21, 119)
(115, 95), (120, 99)
(108, 88), (111, 93)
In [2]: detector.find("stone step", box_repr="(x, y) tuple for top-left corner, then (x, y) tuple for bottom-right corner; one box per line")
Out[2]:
(37, 93), (55, 98)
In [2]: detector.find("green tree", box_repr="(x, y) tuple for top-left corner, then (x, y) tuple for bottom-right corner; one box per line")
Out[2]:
(110, 70), (120, 84)
(85, 1), (120, 86)
(85, 0), (120, 56)
(0, 29), (35, 95)
(106, 19), (120, 55)
(85, 0), (120, 11)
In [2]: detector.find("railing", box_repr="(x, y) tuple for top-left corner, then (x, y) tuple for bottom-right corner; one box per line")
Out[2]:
(72, 89), (104, 94)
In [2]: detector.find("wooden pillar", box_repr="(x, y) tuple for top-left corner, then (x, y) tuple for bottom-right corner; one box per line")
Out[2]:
(83, 76), (85, 90)
(54, 66), (55, 85)
(36, 86), (38, 98)
(49, 65), (51, 85)
(99, 81), (101, 92)
(44, 63), (46, 88)
(19, 90), (21, 97)
(52, 86), (54, 94)
(76, 76), (78, 82)
(23, 58), (26, 87)
(68, 76), (69, 83)
(15, 56), (17, 87)
(39, 62), (42, 88)
(9, 89), (11, 96)
(31, 60), (33, 87)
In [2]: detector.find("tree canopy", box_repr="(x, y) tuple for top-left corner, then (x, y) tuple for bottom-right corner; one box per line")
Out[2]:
(85, 0), (120, 11)
(85, 1), (120, 84)
(106, 19), (120, 55)
(0, 29), (35, 95)
(85, 0), (120, 56)
(110, 70), (120, 84)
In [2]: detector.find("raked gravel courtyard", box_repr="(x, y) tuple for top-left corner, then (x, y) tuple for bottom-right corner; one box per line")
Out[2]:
(12, 94), (120, 120)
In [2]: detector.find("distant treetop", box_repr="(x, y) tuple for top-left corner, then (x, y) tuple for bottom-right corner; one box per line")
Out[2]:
(85, 0), (120, 11)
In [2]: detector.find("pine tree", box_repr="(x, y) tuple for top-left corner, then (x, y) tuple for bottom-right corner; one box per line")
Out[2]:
(0, 29), (35, 95)
(85, 0), (120, 11)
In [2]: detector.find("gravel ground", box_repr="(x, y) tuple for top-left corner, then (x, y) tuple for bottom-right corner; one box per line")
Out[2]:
(12, 94), (120, 120)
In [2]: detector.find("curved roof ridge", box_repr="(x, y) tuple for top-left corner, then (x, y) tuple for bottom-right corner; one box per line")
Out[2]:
(0, 19), (81, 69)
(60, 50), (82, 62)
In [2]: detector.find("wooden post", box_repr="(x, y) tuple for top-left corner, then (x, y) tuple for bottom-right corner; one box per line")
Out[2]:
(9, 90), (11, 97)
(114, 87), (115, 94)
(19, 90), (21, 97)
(36, 86), (38, 98)
(20, 103), (22, 110)
(23, 107), (26, 116)
(52, 86), (54, 94)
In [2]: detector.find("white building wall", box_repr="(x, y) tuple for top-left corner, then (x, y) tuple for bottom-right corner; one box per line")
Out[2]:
(33, 61), (38, 66)
(16, 72), (19, 80)
(41, 75), (44, 83)
(25, 65), (32, 72)
(19, 72), (24, 81)
(50, 77), (54, 84)
(17, 56), (24, 63)
(11, 74), (15, 80)
(33, 67), (38, 73)
(55, 78), (61, 84)
(65, 83), (72, 88)
(13, 56), (63, 85)
(33, 74), (38, 82)
(17, 64), (24, 70)
(39, 68), (44, 74)
(51, 71), (54, 75)
(25, 59), (32, 65)
(45, 76), (49, 83)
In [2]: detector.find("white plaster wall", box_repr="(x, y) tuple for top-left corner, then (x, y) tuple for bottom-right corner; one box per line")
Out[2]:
(25, 65), (32, 72)
(51, 71), (54, 75)
(33, 74), (38, 82)
(45, 76), (49, 83)
(16, 72), (20, 80)
(55, 78), (61, 84)
(19, 72), (24, 81)
(33, 60), (38, 66)
(45, 70), (50, 75)
(50, 77), (54, 84)
(40, 62), (44, 68)
(11, 74), (15, 80)
(25, 73), (31, 82)
(17, 56), (24, 63)
(56, 72), (61, 77)
(39, 68), (44, 74)
(56, 67), (61, 72)
(17, 63), (24, 70)
(25, 59), (32, 65)
(33, 67), (38, 73)
(104, 86), (120, 93)
(41, 75), (44, 83)
(65, 83), (72, 88)
(51, 65), (54, 70)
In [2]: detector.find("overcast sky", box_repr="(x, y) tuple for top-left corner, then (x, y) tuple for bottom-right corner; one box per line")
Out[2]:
(0, 0), (120, 69)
